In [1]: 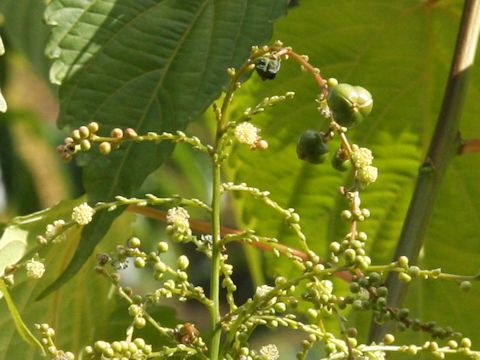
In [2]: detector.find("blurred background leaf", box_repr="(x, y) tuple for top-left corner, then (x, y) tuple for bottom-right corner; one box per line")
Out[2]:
(224, 0), (480, 354)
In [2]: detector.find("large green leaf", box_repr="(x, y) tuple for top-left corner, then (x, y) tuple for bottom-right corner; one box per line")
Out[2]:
(226, 0), (480, 347)
(0, 200), (135, 358)
(42, 0), (289, 295)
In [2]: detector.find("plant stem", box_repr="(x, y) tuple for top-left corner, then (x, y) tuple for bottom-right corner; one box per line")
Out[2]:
(369, 0), (480, 341)
(209, 161), (222, 360)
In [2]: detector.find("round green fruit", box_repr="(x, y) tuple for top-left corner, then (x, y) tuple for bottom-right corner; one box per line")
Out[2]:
(331, 149), (351, 171)
(296, 130), (329, 164)
(327, 83), (373, 127)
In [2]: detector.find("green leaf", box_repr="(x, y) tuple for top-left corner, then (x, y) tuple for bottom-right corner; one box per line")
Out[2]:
(0, 34), (6, 112)
(0, 200), (135, 358)
(43, 0), (288, 294)
(0, 280), (45, 355)
(226, 0), (480, 344)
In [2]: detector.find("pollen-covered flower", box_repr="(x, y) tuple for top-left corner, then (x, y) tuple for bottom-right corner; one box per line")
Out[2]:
(45, 220), (66, 240)
(351, 145), (373, 168)
(166, 207), (192, 239)
(25, 259), (45, 279)
(259, 344), (279, 360)
(357, 165), (378, 186)
(72, 203), (95, 225)
(255, 285), (274, 298)
(234, 122), (259, 147)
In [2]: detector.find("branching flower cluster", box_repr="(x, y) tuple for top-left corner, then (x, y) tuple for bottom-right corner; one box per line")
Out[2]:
(1, 41), (479, 360)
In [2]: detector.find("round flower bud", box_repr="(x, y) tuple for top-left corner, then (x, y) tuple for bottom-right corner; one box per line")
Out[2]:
(327, 83), (373, 127)
(384, 334), (395, 344)
(157, 242), (169, 253)
(99, 142), (111, 155)
(399, 272), (412, 283)
(111, 128), (123, 138)
(296, 130), (329, 164)
(79, 126), (90, 138)
(134, 257), (145, 268)
(87, 122), (99, 133)
(177, 255), (190, 270)
(460, 281), (472, 292)
(397, 256), (409, 268)
(80, 139), (91, 151)
(128, 237), (141, 248)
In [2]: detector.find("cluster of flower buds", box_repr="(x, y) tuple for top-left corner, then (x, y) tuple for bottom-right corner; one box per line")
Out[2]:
(56, 122), (99, 160)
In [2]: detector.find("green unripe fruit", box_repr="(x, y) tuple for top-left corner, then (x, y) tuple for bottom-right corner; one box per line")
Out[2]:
(255, 57), (281, 80)
(327, 83), (373, 127)
(296, 130), (329, 164)
(331, 149), (352, 171)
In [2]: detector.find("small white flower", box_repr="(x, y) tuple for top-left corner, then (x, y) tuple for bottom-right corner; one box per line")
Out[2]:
(320, 279), (333, 295)
(351, 145), (373, 168)
(166, 207), (191, 234)
(72, 203), (95, 225)
(25, 259), (45, 279)
(357, 165), (378, 186)
(259, 344), (279, 360)
(255, 285), (274, 298)
(45, 220), (66, 240)
(234, 122), (259, 147)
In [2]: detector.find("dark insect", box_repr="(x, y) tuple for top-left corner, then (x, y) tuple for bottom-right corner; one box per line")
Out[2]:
(255, 57), (281, 80)
(175, 322), (200, 345)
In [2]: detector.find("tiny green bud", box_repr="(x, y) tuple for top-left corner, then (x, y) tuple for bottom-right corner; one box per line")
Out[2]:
(398, 256), (409, 268)
(134, 257), (145, 268)
(274, 302), (287, 313)
(460, 280), (472, 292)
(99, 142), (111, 155)
(79, 126), (90, 138)
(88, 122), (99, 133)
(80, 139), (91, 151)
(461, 337), (472, 348)
(344, 248), (356, 262)
(177, 255), (190, 270)
(154, 261), (167, 273)
(399, 272), (412, 283)
(71, 129), (81, 140)
(329, 242), (341, 253)
(327, 78), (339, 87)
(134, 338), (146, 349)
(157, 242), (169, 252)
(307, 308), (318, 320)
(128, 304), (141, 317)
(341, 210), (352, 220)
(447, 340), (458, 349)
(124, 128), (138, 138)
(111, 128), (123, 138)
(128, 237), (141, 248)
(134, 317), (146, 329)
(384, 334), (395, 344)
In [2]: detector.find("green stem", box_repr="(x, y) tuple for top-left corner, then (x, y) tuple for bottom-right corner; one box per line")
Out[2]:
(209, 162), (222, 360)
(369, 0), (480, 341)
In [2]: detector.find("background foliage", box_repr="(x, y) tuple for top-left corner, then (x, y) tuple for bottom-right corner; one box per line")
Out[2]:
(0, 0), (479, 358)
